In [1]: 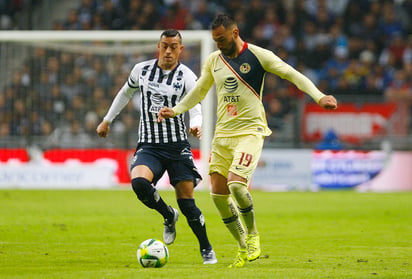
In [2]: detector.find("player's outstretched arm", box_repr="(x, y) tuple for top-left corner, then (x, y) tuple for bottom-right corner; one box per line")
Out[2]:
(319, 95), (338, 110)
(157, 107), (175, 122)
(96, 120), (110, 137)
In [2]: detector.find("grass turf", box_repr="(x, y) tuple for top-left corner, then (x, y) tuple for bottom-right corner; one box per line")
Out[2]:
(0, 189), (411, 278)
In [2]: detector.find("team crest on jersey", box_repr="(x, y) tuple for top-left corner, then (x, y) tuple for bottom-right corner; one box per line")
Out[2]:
(173, 81), (182, 91)
(240, 63), (251, 74)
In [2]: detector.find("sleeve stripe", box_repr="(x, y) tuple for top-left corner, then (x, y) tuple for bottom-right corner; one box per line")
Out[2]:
(127, 80), (139, 88)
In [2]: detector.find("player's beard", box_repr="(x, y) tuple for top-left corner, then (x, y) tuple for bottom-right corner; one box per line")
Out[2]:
(220, 40), (237, 58)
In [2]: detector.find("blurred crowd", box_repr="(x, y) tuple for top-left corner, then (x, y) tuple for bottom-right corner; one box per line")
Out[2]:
(0, 0), (41, 30)
(1, 0), (412, 148)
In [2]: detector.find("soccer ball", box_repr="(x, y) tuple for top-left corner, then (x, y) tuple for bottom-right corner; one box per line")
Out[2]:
(137, 239), (169, 268)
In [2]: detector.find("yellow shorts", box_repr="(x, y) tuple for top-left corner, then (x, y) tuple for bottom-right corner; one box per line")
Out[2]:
(209, 134), (264, 183)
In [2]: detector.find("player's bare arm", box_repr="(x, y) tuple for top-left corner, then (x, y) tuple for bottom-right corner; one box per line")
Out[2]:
(319, 95), (338, 110)
(157, 107), (175, 122)
(96, 120), (110, 137)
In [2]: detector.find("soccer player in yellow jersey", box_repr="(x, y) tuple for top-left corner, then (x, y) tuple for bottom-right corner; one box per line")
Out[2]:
(158, 14), (338, 268)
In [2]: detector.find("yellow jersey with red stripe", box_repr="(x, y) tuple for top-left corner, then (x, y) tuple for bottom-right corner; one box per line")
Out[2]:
(173, 42), (325, 137)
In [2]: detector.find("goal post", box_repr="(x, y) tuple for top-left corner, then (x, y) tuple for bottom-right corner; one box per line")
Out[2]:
(0, 30), (216, 188)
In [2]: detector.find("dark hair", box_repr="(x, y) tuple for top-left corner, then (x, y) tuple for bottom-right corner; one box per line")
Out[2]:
(160, 29), (182, 43)
(210, 14), (237, 30)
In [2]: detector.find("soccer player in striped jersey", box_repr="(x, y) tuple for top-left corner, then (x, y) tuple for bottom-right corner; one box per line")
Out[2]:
(158, 15), (338, 268)
(96, 29), (217, 264)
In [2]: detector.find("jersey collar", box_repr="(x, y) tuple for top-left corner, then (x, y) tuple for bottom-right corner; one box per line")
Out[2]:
(221, 42), (248, 60)
(155, 59), (180, 73)
(239, 42), (248, 55)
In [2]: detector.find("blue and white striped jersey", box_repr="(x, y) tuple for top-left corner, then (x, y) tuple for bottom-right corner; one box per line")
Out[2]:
(104, 59), (202, 144)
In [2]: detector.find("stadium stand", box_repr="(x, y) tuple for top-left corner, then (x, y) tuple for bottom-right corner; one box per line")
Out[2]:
(1, 0), (411, 150)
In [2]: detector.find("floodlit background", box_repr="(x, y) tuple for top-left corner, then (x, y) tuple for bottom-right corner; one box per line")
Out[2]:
(0, 0), (411, 191)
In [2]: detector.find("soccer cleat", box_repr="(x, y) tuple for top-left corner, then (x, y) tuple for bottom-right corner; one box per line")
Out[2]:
(163, 207), (179, 245)
(201, 248), (218, 264)
(228, 248), (247, 268)
(246, 233), (261, 261)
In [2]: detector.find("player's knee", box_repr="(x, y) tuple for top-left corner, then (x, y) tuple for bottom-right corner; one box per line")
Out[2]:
(177, 198), (201, 221)
(211, 193), (239, 220)
(131, 177), (158, 204)
(228, 181), (253, 211)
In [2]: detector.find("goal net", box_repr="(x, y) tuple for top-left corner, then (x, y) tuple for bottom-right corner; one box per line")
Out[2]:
(0, 30), (216, 187)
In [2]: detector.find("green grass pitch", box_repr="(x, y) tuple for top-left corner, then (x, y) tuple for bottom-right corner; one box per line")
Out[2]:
(0, 189), (411, 278)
